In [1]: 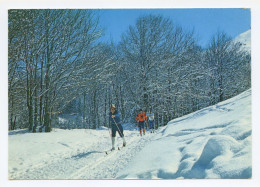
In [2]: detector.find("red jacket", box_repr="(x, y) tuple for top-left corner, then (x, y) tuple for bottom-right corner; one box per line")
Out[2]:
(136, 112), (147, 122)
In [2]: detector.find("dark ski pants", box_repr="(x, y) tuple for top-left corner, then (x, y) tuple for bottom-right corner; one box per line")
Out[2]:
(138, 121), (146, 134)
(112, 124), (124, 137)
(149, 120), (155, 129)
(138, 121), (145, 131)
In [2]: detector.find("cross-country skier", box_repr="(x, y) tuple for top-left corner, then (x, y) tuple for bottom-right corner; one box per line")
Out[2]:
(109, 104), (126, 151)
(136, 109), (147, 136)
(146, 109), (155, 133)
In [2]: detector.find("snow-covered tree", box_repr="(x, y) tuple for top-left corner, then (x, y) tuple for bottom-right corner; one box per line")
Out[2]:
(8, 11), (251, 131)
(205, 31), (251, 104)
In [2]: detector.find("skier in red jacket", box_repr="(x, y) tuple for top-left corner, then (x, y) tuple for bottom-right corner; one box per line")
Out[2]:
(136, 109), (147, 136)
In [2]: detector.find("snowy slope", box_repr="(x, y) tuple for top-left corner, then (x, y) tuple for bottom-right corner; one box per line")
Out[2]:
(8, 89), (251, 179)
(117, 89), (251, 179)
(233, 29), (251, 52)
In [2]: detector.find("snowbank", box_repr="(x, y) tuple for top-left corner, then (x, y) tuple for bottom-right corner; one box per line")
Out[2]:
(117, 89), (251, 179)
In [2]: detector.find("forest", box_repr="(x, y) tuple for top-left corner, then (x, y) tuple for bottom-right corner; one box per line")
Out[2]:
(8, 9), (251, 132)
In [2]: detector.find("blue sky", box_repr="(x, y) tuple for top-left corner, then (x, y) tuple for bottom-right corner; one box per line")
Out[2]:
(98, 8), (251, 48)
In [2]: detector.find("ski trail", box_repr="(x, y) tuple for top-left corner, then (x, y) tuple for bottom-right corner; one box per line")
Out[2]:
(12, 130), (155, 179)
(69, 132), (154, 179)
(69, 137), (136, 179)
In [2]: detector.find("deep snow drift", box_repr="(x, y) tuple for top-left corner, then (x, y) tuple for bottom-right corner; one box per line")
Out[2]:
(117, 89), (251, 179)
(8, 89), (251, 179)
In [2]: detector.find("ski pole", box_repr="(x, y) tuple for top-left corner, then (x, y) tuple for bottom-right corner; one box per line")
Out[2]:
(112, 117), (127, 148)
(108, 126), (112, 138)
(112, 117), (123, 137)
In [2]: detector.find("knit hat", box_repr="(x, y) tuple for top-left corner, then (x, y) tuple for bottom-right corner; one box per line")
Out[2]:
(111, 104), (116, 109)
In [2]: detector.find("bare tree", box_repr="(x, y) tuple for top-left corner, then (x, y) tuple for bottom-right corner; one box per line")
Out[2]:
(8, 11), (251, 131)
(205, 31), (251, 103)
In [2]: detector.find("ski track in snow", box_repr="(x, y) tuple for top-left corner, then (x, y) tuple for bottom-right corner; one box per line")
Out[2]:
(70, 133), (152, 179)
(10, 130), (154, 179)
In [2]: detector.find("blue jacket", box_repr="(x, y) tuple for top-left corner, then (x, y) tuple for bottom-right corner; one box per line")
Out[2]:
(146, 112), (155, 121)
(110, 110), (121, 130)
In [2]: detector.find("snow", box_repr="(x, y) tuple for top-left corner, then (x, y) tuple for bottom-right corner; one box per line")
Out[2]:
(117, 89), (252, 179)
(233, 29), (251, 52)
(8, 89), (252, 181)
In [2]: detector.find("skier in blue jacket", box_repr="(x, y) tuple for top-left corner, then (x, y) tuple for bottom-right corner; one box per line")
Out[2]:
(109, 104), (126, 150)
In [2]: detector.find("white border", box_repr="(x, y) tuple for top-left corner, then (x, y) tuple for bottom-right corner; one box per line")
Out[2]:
(1, 1), (260, 187)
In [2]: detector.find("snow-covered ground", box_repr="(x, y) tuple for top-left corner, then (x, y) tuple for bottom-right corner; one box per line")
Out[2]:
(117, 89), (251, 179)
(234, 29), (251, 52)
(8, 89), (252, 180)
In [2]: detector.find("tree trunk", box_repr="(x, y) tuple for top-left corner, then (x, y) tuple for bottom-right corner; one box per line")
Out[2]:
(83, 92), (86, 128)
(44, 10), (51, 132)
(39, 58), (44, 129)
(33, 55), (38, 133)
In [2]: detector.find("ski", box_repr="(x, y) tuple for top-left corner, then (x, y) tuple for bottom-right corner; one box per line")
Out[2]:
(105, 149), (115, 155)
(118, 143), (126, 150)
(105, 143), (126, 155)
(105, 150), (112, 155)
(105, 148), (118, 155)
